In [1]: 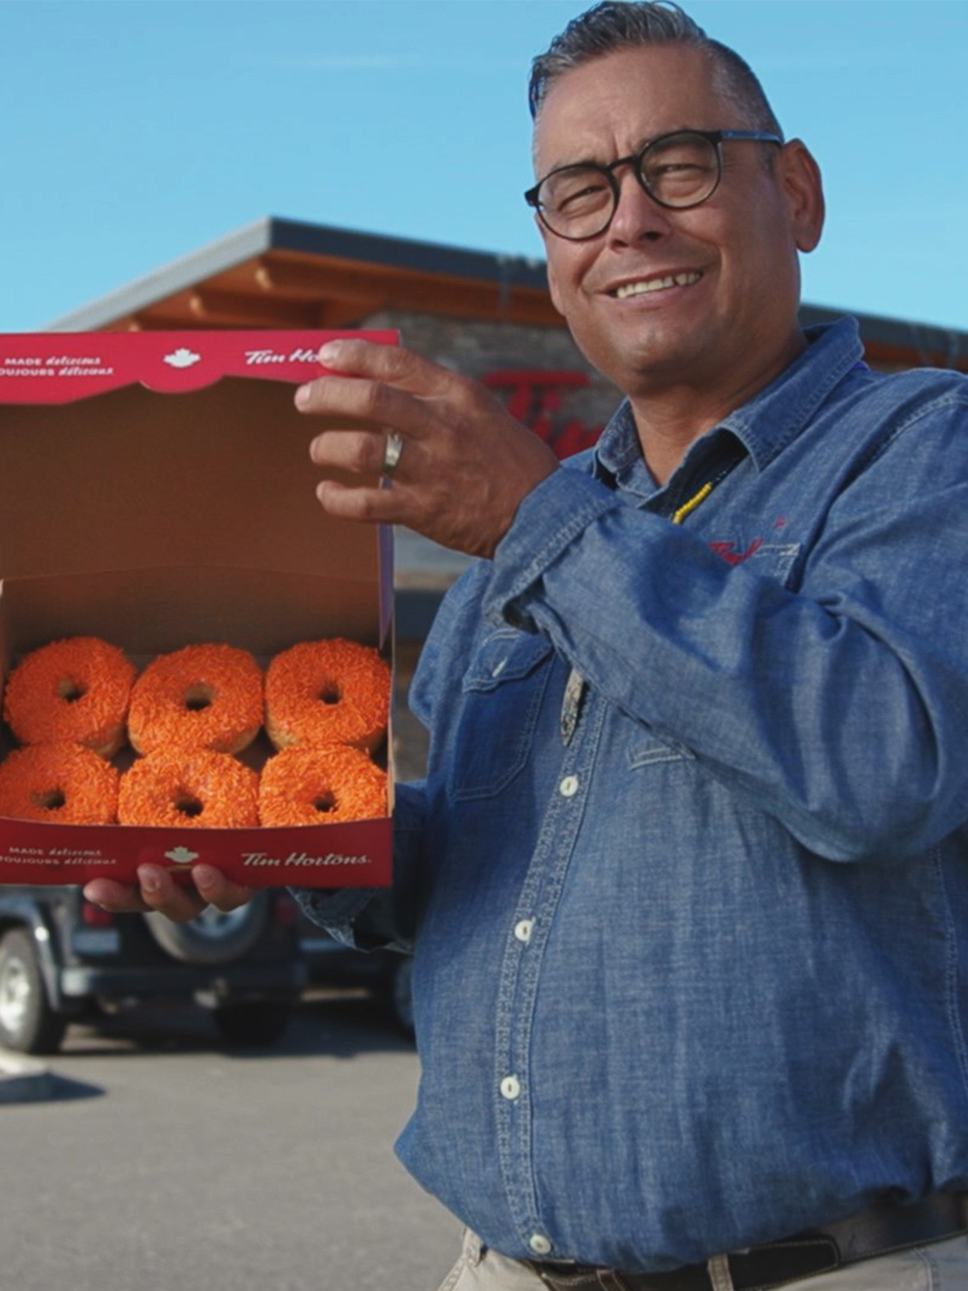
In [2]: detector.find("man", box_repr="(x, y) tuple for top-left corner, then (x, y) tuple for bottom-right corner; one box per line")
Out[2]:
(88, 3), (968, 1288)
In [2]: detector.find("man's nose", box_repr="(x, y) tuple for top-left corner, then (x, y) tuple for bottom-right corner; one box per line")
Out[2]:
(607, 167), (675, 244)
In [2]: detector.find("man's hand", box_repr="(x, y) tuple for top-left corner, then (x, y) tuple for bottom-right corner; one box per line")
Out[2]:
(297, 338), (560, 559)
(83, 864), (255, 923)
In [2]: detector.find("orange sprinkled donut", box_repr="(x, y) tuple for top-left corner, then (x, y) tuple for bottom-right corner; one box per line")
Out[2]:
(118, 750), (259, 828)
(0, 742), (119, 824)
(3, 636), (136, 758)
(128, 644), (263, 756)
(265, 638), (390, 753)
(258, 745), (387, 827)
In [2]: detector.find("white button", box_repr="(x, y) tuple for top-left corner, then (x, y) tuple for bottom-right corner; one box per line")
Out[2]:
(514, 919), (534, 944)
(492, 659), (507, 678)
(529, 1234), (553, 1255)
(500, 1075), (521, 1100)
(559, 775), (580, 797)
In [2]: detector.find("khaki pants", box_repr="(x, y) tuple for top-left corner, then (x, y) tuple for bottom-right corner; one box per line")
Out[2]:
(437, 1229), (968, 1291)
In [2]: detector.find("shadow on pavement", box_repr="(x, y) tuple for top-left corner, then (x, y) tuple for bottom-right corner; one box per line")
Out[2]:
(42, 1073), (106, 1101)
(56, 990), (415, 1061)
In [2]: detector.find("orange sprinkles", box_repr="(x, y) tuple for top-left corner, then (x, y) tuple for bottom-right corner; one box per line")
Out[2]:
(265, 638), (390, 753)
(1, 635), (390, 832)
(0, 742), (120, 824)
(3, 636), (135, 758)
(128, 643), (263, 756)
(258, 745), (387, 827)
(118, 750), (259, 829)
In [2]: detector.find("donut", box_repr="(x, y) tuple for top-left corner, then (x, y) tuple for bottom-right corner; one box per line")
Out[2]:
(0, 742), (119, 824)
(3, 636), (136, 758)
(128, 644), (263, 756)
(258, 745), (387, 827)
(264, 638), (390, 752)
(118, 750), (259, 828)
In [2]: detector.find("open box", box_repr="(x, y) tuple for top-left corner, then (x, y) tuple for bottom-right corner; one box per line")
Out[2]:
(0, 331), (397, 887)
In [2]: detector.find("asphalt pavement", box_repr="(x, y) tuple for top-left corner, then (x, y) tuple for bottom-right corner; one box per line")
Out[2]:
(0, 993), (461, 1291)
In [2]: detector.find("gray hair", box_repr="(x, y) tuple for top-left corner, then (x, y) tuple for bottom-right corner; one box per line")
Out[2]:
(528, 1), (783, 139)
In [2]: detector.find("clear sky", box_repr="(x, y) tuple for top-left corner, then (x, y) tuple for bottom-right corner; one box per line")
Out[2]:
(2, 0), (966, 334)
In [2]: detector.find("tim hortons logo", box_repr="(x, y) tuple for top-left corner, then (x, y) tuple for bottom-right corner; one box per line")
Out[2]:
(242, 851), (371, 869)
(483, 369), (603, 459)
(244, 348), (319, 366)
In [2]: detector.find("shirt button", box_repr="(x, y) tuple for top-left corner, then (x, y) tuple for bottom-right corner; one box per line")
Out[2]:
(491, 659), (507, 678)
(500, 1075), (521, 1100)
(529, 1234), (553, 1256)
(514, 919), (534, 944)
(559, 774), (580, 797)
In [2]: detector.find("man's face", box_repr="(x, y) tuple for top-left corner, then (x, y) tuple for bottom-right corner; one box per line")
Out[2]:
(533, 44), (823, 404)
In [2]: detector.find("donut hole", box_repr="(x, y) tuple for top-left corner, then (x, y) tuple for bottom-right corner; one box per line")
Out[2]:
(312, 791), (337, 815)
(183, 683), (215, 713)
(317, 680), (342, 706)
(32, 787), (67, 811)
(174, 790), (205, 819)
(56, 676), (88, 704)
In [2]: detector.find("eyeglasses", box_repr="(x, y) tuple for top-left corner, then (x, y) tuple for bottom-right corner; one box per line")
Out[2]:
(524, 129), (783, 242)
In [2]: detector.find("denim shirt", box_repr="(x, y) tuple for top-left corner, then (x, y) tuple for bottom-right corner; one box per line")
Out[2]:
(299, 318), (968, 1271)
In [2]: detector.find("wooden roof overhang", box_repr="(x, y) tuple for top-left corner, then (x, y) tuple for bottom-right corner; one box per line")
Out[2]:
(47, 216), (562, 334)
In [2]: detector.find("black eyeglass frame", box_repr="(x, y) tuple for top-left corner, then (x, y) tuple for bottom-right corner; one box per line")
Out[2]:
(524, 129), (783, 241)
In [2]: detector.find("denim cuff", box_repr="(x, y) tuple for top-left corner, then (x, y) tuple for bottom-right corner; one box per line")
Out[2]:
(290, 780), (425, 952)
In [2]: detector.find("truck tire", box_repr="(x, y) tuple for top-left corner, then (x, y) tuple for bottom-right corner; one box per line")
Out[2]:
(211, 1000), (292, 1046)
(144, 895), (270, 965)
(0, 927), (67, 1054)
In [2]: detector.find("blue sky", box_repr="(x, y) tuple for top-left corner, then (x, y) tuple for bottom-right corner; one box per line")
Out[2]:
(2, 0), (965, 334)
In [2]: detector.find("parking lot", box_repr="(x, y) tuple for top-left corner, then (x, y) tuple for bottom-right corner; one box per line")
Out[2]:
(0, 990), (460, 1291)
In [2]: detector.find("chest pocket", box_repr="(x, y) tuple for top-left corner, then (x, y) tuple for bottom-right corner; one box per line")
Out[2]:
(627, 728), (695, 769)
(709, 540), (801, 585)
(450, 630), (554, 801)
(625, 541), (801, 770)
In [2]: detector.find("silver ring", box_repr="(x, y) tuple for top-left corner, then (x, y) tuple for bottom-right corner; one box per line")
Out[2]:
(382, 431), (404, 478)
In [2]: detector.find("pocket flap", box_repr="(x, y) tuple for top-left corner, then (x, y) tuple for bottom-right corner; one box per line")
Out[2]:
(462, 630), (554, 693)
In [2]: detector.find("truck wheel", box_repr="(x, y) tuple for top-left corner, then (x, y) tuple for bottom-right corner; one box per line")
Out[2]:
(211, 1001), (292, 1047)
(144, 895), (269, 965)
(0, 928), (67, 1054)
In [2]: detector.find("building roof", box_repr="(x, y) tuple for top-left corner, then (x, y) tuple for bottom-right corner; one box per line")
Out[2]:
(47, 215), (968, 372)
(47, 216), (561, 333)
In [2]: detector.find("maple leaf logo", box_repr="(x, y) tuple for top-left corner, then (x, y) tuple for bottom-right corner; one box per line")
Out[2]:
(164, 846), (199, 866)
(163, 347), (202, 369)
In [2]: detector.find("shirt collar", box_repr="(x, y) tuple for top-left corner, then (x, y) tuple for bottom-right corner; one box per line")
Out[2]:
(593, 317), (866, 489)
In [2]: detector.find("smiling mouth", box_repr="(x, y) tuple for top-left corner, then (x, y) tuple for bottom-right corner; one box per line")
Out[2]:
(612, 271), (702, 299)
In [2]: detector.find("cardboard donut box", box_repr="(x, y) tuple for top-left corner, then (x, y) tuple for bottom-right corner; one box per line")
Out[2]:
(0, 331), (396, 888)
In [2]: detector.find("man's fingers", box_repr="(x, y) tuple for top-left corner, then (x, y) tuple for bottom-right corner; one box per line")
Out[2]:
(191, 864), (256, 912)
(313, 337), (452, 397)
(297, 371), (433, 445)
(308, 426), (394, 477)
(315, 477), (417, 525)
(136, 864), (209, 921)
(83, 864), (254, 923)
(83, 877), (153, 914)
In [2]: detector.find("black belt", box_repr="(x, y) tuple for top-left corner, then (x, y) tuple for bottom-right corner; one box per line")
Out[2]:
(524, 1192), (968, 1291)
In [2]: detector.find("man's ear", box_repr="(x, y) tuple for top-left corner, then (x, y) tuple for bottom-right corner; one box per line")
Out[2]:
(777, 139), (825, 253)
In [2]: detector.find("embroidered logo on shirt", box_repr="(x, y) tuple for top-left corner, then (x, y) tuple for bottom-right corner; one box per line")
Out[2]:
(708, 539), (764, 566)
